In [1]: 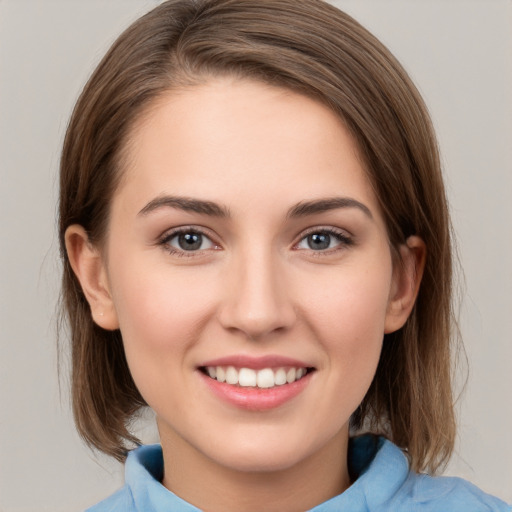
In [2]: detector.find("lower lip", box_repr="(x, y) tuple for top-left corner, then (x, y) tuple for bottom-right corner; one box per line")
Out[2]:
(199, 371), (312, 411)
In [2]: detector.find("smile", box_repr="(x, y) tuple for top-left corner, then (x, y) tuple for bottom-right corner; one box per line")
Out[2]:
(201, 366), (312, 389)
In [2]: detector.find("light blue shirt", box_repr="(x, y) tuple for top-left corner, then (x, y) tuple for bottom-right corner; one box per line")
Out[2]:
(86, 436), (511, 511)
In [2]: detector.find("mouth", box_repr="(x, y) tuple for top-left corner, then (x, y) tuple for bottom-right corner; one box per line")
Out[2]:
(199, 365), (315, 389)
(198, 356), (316, 410)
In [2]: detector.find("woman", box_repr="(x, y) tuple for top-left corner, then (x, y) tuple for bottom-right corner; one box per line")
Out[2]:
(59, 0), (511, 510)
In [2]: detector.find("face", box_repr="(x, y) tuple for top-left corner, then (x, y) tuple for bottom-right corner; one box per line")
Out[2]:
(83, 79), (416, 476)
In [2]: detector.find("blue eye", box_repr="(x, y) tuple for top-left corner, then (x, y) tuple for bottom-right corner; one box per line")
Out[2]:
(296, 229), (352, 251)
(305, 233), (332, 250)
(162, 229), (216, 253)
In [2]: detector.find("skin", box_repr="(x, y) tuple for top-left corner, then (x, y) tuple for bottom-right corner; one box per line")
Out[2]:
(66, 78), (425, 512)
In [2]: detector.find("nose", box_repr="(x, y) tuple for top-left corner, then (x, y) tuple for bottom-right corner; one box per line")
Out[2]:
(217, 247), (296, 340)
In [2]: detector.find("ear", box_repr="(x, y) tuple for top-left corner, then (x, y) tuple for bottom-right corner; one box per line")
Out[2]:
(384, 235), (426, 334)
(65, 225), (119, 330)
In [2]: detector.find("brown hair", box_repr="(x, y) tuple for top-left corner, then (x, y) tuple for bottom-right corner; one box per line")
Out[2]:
(59, 0), (456, 472)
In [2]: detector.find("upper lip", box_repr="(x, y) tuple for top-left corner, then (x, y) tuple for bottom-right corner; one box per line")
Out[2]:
(199, 354), (313, 370)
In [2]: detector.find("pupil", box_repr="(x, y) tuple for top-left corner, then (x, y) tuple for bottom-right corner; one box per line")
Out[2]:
(308, 233), (330, 250)
(179, 233), (202, 250)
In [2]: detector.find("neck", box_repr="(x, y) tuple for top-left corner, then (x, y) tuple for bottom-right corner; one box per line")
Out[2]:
(159, 427), (351, 512)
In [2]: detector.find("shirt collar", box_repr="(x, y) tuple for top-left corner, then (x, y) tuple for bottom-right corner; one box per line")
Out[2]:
(125, 435), (409, 512)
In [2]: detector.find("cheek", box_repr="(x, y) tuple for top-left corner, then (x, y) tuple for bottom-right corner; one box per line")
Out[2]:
(305, 263), (392, 342)
(300, 261), (392, 386)
(108, 259), (217, 398)
(111, 256), (215, 337)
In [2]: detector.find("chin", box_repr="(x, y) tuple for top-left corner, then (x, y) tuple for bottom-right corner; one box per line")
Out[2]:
(216, 448), (307, 474)
(202, 432), (324, 474)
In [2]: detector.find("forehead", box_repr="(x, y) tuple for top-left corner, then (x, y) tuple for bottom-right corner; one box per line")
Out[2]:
(115, 78), (382, 223)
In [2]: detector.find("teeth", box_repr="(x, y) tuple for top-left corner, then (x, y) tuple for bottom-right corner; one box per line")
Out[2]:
(238, 368), (257, 387)
(257, 368), (274, 388)
(274, 368), (287, 386)
(205, 365), (309, 388)
(225, 366), (238, 385)
(216, 366), (226, 383)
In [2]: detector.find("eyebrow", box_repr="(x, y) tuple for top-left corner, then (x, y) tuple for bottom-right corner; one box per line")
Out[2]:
(138, 195), (230, 217)
(287, 197), (373, 219)
(138, 194), (372, 220)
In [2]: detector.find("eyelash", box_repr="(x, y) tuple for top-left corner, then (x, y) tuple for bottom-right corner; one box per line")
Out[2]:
(293, 227), (354, 254)
(157, 226), (353, 257)
(158, 226), (219, 258)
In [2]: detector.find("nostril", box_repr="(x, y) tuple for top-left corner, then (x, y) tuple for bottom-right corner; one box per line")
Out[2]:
(217, 303), (297, 341)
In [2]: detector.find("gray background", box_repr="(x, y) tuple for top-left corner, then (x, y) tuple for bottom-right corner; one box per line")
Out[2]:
(0, 0), (511, 510)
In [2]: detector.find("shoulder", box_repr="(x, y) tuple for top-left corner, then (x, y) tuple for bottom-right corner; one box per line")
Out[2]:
(371, 439), (511, 512)
(394, 472), (512, 512)
(84, 444), (201, 512)
(341, 436), (512, 512)
(84, 444), (162, 512)
(85, 486), (135, 512)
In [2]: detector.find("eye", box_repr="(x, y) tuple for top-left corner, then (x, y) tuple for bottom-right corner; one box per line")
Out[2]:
(295, 228), (352, 252)
(160, 228), (218, 255)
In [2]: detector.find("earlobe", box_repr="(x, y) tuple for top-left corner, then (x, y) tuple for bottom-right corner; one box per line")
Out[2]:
(64, 225), (119, 330)
(384, 235), (426, 334)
